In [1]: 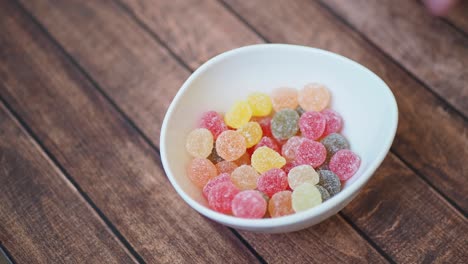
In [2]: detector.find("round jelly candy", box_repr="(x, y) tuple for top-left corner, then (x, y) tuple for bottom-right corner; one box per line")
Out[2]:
(230, 165), (260, 190)
(216, 161), (238, 174)
(255, 136), (280, 153)
(287, 165), (319, 190)
(185, 128), (213, 158)
(318, 170), (341, 196)
(187, 158), (217, 188)
(316, 185), (330, 201)
(234, 152), (251, 166)
(251, 146), (286, 173)
(329, 149), (361, 181)
(296, 140), (327, 168)
(322, 109), (343, 136)
(247, 92), (272, 117)
(271, 87), (298, 111)
(207, 144), (224, 164)
(232, 190), (267, 218)
(298, 83), (330, 112)
(224, 101), (252, 129)
(268, 190), (294, 218)
(282, 161), (297, 174)
(237, 122), (263, 148)
(251, 116), (273, 138)
(199, 111), (228, 139)
(296, 106), (306, 116)
(257, 168), (288, 197)
(216, 130), (247, 161)
(281, 136), (304, 161)
(208, 181), (240, 214)
(291, 183), (322, 212)
(203, 173), (231, 198)
(299, 111), (326, 140)
(321, 133), (350, 160)
(271, 109), (300, 140)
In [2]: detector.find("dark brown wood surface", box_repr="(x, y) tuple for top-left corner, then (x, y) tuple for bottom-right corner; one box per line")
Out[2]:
(1, 0), (467, 263)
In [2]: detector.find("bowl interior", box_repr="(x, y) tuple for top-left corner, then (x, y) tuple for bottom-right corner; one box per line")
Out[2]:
(161, 44), (397, 230)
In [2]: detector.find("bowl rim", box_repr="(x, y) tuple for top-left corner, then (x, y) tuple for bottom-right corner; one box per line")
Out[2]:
(160, 44), (398, 229)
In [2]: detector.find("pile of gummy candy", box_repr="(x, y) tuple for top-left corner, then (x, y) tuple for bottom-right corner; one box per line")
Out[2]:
(185, 83), (360, 219)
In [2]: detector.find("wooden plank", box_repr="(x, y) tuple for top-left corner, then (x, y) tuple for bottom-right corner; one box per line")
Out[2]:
(321, 0), (468, 117)
(0, 1), (258, 263)
(447, 0), (468, 34)
(0, 104), (136, 263)
(17, 0), (389, 262)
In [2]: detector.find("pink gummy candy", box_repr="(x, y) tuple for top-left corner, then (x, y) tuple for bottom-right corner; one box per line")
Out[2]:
(231, 190), (267, 219)
(255, 136), (280, 153)
(281, 136), (304, 161)
(203, 173), (231, 199)
(257, 168), (288, 197)
(199, 111), (228, 139)
(295, 139), (327, 168)
(329, 149), (361, 181)
(208, 181), (240, 214)
(322, 109), (343, 136)
(299, 111), (326, 140)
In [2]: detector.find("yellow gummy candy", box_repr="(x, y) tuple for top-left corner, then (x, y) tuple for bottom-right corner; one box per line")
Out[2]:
(247, 92), (272, 117)
(291, 183), (322, 212)
(224, 101), (252, 129)
(251, 146), (286, 174)
(237, 122), (263, 148)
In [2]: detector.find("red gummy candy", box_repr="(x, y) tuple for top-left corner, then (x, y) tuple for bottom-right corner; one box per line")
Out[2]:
(255, 136), (280, 153)
(203, 173), (230, 199)
(251, 117), (273, 138)
(299, 111), (326, 140)
(282, 161), (298, 174)
(208, 181), (240, 214)
(296, 139), (327, 168)
(231, 190), (267, 219)
(199, 111), (228, 139)
(257, 168), (288, 197)
(329, 149), (361, 181)
(322, 109), (343, 136)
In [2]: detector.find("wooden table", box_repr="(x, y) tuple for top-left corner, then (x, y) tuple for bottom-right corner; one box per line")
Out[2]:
(0, 0), (467, 263)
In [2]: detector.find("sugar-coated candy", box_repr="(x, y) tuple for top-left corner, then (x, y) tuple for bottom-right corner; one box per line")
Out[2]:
(316, 185), (330, 201)
(247, 92), (272, 117)
(318, 170), (341, 196)
(296, 106), (306, 116)
(216, 161), (238, 174)
(257, 168), (288, 197)
(251, 117), (273, 137)
(281, 136), (304, 161)
(187, 158), (217, 188)
(282, 161), (297, 174)
(216, 130), (247, 161)
(199, 111), (228, 139)
(207, 145), (224, 164)
(234, 152), (251, 166)
(287, 165), (319, 190)
(296, 140), (327, 168)
(271, 109), (300, 140)
(299, 111), (326, 140)
(291, 183), (322, 212)
(231, 190), (267, 218)
(268, 190), (294, 218)
(329, 149), (361, 181)
(298, 83), (330, 112)
(208, 181), (240, 214)
(203, 173), (231, 198)
(255, 136), (280, 153)
(237, 122), (263, 148)
(224, 101), (252, 129)
(230, 165), (260, 190)
(322, 109), (343, 136)
(271, 87), (298, 111)
(186, 128), (214, 158)
(251, 146), (286, 173)
(321, 133), (350, 160)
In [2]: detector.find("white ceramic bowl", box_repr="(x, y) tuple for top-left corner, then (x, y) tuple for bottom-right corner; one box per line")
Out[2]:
(160, 44), (398, 233)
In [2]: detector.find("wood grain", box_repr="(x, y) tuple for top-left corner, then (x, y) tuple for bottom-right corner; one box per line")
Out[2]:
(447, 0), (468, 34)
(321, 0), (468, 117)
(0, 104), (136, 263)
(0, 1), (258, 263)
(17, 0), (389, 262)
